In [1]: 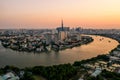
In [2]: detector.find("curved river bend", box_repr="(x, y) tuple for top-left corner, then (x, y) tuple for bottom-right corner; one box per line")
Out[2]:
(0, 35), (119, 68)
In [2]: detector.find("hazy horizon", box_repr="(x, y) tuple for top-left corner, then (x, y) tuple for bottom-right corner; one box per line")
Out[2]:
(1, 0), (120, 29)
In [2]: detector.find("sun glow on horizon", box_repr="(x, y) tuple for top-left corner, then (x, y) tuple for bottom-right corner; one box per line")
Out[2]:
(1, 0), (120, 29)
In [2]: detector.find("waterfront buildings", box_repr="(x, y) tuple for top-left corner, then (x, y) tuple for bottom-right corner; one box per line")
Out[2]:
(0, 20), (89, 52)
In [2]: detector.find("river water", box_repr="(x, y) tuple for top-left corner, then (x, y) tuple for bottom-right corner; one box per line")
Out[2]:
(0, 35), (119, 68)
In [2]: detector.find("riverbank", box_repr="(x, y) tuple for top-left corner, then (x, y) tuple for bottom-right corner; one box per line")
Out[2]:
(54, 36), (94, 51)
(0, 35), (93, 53)
(0, 54), (119, 80)
(92, 34), (120, 43)
(0, 35), (120, 80)
(0, 35), (118, 68)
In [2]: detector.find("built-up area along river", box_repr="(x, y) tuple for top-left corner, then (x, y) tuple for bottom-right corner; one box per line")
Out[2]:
(0, 35), (119, 68)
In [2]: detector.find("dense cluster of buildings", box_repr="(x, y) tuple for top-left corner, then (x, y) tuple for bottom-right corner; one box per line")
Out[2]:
(0, 21), (93, 52)
(1, 26), (120, 79)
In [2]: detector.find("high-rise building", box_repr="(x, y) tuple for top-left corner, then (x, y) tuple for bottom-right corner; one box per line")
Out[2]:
(57, 20), (68, 41)
(56, 20), (70, 32)
(42, 32), (52, 44)
(59, 31), (68, 41)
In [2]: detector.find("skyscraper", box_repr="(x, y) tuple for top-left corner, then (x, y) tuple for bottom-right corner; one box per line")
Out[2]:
(56, 20), (69, 32)
(61, 19), (64, 31)
(58, 20), (68, 41)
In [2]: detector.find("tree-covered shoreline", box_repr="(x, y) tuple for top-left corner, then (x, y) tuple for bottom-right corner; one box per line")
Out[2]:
(0, 54), (115, 80)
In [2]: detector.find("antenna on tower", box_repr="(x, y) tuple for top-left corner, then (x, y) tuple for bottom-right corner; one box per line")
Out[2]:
(61, 19), (64, 31)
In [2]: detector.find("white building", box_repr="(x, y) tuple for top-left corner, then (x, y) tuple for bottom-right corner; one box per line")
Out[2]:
(1, 72), (19, 80)
(59, 31), (68, 41)
(91, 67), (102, 77)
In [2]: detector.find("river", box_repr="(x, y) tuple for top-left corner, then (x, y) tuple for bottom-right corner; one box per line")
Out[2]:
(0, 35), (119, 68)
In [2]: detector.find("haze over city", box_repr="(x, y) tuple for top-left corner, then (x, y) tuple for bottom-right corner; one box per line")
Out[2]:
(1, 0), (120, 29)
(2, 1), (120, 80)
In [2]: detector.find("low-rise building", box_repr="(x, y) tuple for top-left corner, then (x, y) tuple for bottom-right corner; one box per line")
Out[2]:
(91, 67), (102, 77)
(0, 72), (19, 80)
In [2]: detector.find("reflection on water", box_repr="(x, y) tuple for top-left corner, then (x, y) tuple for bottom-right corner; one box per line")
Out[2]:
(0, 35), (119, 68)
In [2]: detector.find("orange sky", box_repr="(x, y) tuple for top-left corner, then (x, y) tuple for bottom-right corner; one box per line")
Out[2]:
(0, 0), (120, 29)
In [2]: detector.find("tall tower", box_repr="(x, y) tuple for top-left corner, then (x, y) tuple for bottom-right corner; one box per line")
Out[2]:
(58, 19), (68, 41)
(61, 19), (64, 31)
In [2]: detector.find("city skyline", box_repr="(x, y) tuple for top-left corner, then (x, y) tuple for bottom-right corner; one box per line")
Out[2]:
(1, 0), (120, 29)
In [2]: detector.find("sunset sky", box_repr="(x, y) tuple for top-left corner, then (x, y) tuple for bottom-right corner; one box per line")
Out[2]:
(0, 0), (120, 29)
